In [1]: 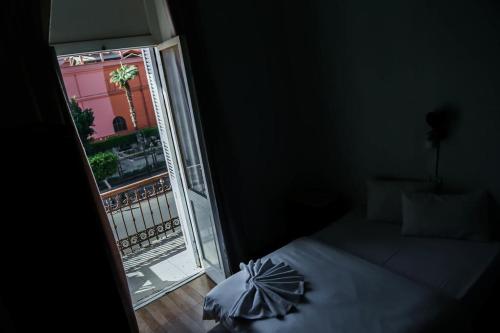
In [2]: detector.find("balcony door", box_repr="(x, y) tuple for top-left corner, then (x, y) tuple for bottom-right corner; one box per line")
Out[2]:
(150, 37), (228, 283)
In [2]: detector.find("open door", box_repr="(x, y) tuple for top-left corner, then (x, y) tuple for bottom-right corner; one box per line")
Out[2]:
(152, 37), (228, 283)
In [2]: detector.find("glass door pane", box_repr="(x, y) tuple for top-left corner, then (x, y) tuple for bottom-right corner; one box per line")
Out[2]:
(155, 38), (227, 282)
(160, 46), (206, 197)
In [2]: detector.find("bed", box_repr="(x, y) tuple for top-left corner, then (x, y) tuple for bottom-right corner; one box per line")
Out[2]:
(315, 210), (500, 305)
(204, 209), (500, 332)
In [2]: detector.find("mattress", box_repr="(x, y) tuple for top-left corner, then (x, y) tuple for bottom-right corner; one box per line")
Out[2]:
(312, 209), (500, 304)
(205, 237), (465, 333)
(204, 210), (500, 332)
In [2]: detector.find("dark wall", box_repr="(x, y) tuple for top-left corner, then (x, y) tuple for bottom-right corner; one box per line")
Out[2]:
(1, 1), (135, 332)
(171, 0), (500, 266)
(312, 0), (500, 204)
(170, 0), (333, 266)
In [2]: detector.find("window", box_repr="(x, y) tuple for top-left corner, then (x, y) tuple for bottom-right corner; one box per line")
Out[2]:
(113, 116), (127, 132)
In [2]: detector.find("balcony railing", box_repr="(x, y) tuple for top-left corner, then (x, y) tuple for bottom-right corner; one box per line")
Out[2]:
(100, 172), (180, 255)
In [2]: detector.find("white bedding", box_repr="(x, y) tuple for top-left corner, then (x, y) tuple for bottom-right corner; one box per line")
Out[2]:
(313, 210), (500, 301)
(204, 237), (466, 333)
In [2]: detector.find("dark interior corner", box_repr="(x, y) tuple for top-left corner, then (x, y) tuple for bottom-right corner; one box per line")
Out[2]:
(2, 1), (135, 332)
(169, 0), (500, 261)
(2, 0), (500, 332)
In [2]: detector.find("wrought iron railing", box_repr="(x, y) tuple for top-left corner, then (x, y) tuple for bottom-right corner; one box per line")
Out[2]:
(100, 172), (180, 255)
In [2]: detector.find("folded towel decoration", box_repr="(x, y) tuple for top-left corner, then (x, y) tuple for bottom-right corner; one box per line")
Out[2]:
(228, 258), (305, 320)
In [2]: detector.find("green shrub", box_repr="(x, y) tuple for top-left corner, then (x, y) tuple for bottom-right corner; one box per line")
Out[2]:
(88, 152), (118, 182)
(140, 127), (159, 138)
(88, 127), (159, 155)
(89, 133), (137, 154)
(69, 98), (95, 152)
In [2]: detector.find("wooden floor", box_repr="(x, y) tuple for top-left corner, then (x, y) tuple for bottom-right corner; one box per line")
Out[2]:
(135, 274), (218, 333)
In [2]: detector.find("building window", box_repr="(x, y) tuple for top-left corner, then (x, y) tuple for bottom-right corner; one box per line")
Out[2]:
(113, 116), (127, 132)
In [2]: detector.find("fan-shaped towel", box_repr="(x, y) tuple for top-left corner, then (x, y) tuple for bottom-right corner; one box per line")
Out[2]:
(228, 258), (305, 320)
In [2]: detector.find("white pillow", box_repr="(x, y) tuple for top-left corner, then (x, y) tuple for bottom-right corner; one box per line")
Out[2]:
(401, 191), (490, 241)
(366, 179), (434, 223)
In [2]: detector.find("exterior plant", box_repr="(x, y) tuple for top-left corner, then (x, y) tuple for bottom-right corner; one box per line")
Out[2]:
(69, 98), (95, 153)
(109, 64), (139, 130)
(88, 151), (119, 189)
(89, 133), (138, 155)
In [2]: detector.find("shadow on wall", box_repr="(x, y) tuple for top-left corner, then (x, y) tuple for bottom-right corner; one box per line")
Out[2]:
(311, 0), (500, 216)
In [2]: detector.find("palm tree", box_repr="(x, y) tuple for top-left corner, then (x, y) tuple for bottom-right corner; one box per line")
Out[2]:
(109, 64), (139, 130)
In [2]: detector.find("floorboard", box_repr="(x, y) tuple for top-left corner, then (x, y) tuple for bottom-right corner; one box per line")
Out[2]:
(136, 274), (218, 332)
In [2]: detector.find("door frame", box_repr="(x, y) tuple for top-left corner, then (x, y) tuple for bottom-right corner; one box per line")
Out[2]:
(142, 47), (202, 272)
(51, 48), (139, 332)
(153, 36), (229, 282)
(54, 34), (229, 302)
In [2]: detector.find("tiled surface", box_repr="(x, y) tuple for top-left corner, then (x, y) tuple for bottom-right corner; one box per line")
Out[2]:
(123, 231), (202, 305)
(150, 259), (187, 281)
(167, 250), (198, 275)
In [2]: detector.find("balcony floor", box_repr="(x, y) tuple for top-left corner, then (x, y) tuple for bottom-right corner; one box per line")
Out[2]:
(122, 230), (202, 305)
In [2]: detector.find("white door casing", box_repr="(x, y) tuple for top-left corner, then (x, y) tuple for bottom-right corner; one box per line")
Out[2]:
(148, 37), (229, 283)
(142, 47), (201, 269)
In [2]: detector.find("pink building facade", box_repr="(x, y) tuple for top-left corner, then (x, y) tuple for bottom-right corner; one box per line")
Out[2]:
(60, 51), (156, 140)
